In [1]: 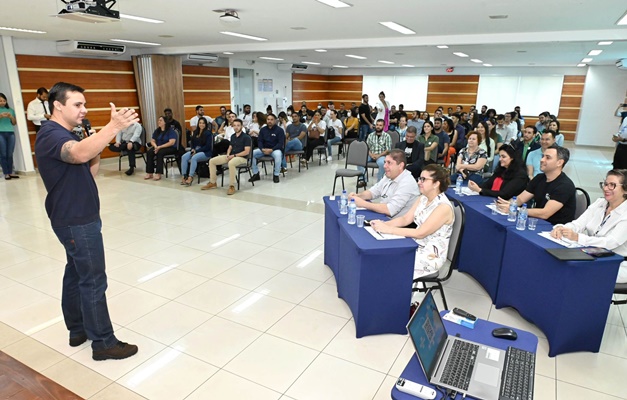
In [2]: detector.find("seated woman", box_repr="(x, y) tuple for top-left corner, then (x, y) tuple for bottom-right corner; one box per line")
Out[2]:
(144, 116), (177, 181)
(455, 131), (488, 184)
(344, 108), (359, 139)
(476, 121), (495, 165)
(305, 111), (326, 162)
(549, 119), (564, 146)
(551, 169), (627, 283)
(467, 143), (529, 199)
(370, 164), (455, 279)
(180, 117), (213, 186)
(248, 111), (265, 149)
(396, 116), (408, 140)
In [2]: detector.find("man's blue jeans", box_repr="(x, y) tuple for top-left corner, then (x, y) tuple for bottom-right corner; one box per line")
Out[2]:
(53, 219), (117, 351)
(252, 148), (282, 176)
(282, 139), (303, 168)
(359, 124), (371, 142)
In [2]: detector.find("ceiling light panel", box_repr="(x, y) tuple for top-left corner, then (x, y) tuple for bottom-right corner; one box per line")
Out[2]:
(598, 41), (613, 45)
(453, 52), (469, 57)
(346, 54), (367, 59)
(379, 22), (416, 35)
(315, 0), (352, 8)
(119, 14), (164, 24)
(581, 58), (593, 63)
(302, 61), (321, 65)
(0, 26), (46, 34)
(220, 31), (267, 41)
(333, 65), (349, 68)
(315, 49), (327, 52)
(378, 60), (394, 64)
(617, 10), (627, 25)
(111, 39), (160, 46)
(587, 50), (602, 56)
(437, 45), (449, 49)
(259, 56), (284, 61)
(470, 59), (483, 63)
(577, 63), (587, 67)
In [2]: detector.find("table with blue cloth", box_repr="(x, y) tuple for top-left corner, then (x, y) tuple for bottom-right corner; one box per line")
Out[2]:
(337, 218), (418, 337)
(392, 311), (538, 400)
(323, 196), (387, 281)
(496, 227), (623, 356)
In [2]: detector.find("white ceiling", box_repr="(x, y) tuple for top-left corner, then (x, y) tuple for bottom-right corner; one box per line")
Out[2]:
(1, 0), (626, 68)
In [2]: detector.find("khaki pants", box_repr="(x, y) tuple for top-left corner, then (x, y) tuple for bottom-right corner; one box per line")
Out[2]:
(209, 155), (247, 187)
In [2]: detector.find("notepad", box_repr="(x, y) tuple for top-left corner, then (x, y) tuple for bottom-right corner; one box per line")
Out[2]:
(364, 227), (406, 240)
(537, 231), (583, 248)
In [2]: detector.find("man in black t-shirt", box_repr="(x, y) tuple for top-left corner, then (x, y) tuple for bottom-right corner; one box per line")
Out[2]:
(394, 126), (424, 179)
(497, 145), (576, 225)
(358, 93), (374, 142)
(35, 82), (139, 361)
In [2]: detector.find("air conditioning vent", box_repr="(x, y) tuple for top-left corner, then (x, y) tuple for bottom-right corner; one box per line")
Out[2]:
(617, 59), (626, 70)
(277, 63), (309, 72)
(186, 53), (219, 63)
(56, 40), (126, 57)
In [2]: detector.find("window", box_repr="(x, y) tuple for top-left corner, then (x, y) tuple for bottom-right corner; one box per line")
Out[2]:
(476, 76), (564, 116)
(363, 75), (428, 111)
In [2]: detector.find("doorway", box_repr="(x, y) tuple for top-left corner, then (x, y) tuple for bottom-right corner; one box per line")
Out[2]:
(232, 68), (254, 116)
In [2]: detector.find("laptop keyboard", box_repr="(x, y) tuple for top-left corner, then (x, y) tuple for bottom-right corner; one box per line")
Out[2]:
(440, 340), (479, 390)
(499, 346), (535, 400)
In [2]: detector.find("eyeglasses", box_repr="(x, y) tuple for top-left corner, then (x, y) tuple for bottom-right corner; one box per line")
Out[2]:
(418, 176), (434, 182)
(599, 181), (617, 190)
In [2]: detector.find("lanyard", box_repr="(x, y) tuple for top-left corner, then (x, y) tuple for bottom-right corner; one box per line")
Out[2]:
(594, 203), (611, 236)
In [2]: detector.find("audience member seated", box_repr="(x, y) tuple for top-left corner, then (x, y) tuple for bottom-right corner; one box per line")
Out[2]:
(551, 169), (627, 283)
(396, 116), (408, 140)
(180, 117), (213, 186)
(442, 118), (457, 166)
(144, 116), (177, 181)
(304, 111), (326, 163)
(468, 143), (529, 199)
(163, 108), (182, 134)
(326, 110), (344, 161)
(476, 121), (495, 164)
(407, 111), (425, 134)
(344, 108), (359, 139)
(418, 120), (439, 165)
(282, 112), (307, 171)
(348, 149), (420, 218)
(455, 131), (488, 184)
(215, 111), (236, 155)
(526, 130), (556, 179)
(433, 118), (450, 164)
(250, 114), (285, 184)
(395, 126), (425, 180)
(201, 119), (251, 195)
(360, 119), (392, 185)
(512, 125), (540, 164)
(535, 111), (550, 133)
(108, 122), (142, 176)
(450, 113), (467, 152)
(496, 114), (514, 145)
(497, 145), (576, 225)
(549, 119), (564, 146)
(370, 164), (454, 279)
(214, 106), (228, 132)
(249, 112), (266, 149)
(190, 105), (217, 132)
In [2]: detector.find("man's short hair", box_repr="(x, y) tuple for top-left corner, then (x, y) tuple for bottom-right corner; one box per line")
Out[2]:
(547, 144), (570, 166)
(525, 125), (538, 134)
(195, 105), (203, 111)
(406, 126), (418, 134)
(451, 112), (461, 120)
(37, 87), (49, 96)
(362, 94), (368, 99)
(328, 101), (334, 105)
(388, 149), (407, 167)
(375, 118), (385, 124)
(266, 113), (277, 119)
(460, 112), (468, 118)
(243, 104), (250, 108)
(434, 117), (443, 123)
(48, 82), (84, 114)
(164, 108), (172, 113)
(457, 105), (464, 110)
(544, 130), (557, 139)
(539, 111), (550, 118)
(232, 118), (243, 125)
(509, 111), (517, 119)
(496, 114), (505, 121)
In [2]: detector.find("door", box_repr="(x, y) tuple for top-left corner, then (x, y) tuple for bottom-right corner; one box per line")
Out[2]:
(233, 68), (254, 116)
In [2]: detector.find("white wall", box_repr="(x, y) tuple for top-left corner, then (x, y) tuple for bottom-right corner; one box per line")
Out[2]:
(577, 66), (627, 147)
(229, 59), (293, 115)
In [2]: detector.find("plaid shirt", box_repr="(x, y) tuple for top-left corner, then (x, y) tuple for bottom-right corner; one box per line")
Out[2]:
(367, 131), (392, 155)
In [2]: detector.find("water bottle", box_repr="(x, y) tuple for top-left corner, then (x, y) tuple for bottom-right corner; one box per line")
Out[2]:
(340, 190), (348, 215)
(348, 199), (357, 225)
(508, 196), (518, 222)
(455, 175), (463, 194)
(516, 204), (528, 231)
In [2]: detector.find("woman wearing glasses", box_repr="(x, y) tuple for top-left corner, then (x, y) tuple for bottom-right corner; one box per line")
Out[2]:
(551, 169), (627, 283)
(370, 164), (454, 279)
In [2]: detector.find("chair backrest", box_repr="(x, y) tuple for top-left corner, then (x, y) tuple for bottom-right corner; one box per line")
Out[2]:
(574, 187), (590, 219)
(345, 140), (369, 168)
(388, 130), (400, 148)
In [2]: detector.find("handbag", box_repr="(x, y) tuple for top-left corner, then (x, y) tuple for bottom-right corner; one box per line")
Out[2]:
(326, 126), (336, 139)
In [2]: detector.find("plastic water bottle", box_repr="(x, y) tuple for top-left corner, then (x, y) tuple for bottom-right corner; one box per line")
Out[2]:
(508, 196), (518, 222)
(455, 175), (463, 194)
(348, 199), (357, 225)
(340, 190), (348, 215)
(516, 204), (528, 230)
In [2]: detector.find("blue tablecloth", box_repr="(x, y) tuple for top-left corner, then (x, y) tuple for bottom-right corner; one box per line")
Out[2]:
(323, 196), (387, 281)
(452, 193), (552, 302)
(496, 227), (622, 356)
(445, 187), (493, 204)
(337, 218), (418, 337)
(392, 311), (538, 400)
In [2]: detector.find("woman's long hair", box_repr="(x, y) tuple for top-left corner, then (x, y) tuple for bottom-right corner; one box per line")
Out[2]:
(496, 143), (524, 178)
(193, 117), (209, 146)
(0, 93), (10, 109)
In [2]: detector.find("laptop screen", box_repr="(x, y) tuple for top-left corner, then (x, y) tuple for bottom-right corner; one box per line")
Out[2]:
(407, 291), (448, 380)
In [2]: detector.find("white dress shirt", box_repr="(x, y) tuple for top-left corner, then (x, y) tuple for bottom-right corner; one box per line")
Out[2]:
(27, 98), (49, 126)
(368, 169), (420, 217)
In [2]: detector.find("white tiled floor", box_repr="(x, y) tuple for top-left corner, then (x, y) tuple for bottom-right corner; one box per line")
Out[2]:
(0, 143), (625, 399)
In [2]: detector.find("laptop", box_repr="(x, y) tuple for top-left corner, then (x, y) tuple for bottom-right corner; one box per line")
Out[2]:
(407, 290), (505, 399)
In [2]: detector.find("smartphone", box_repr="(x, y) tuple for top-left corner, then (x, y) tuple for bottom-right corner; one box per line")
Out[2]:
(363, 220), (371, 226)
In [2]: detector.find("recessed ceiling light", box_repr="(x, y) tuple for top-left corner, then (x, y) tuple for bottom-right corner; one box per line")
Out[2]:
(483, 64), (493, 67)
(290, 27), (307, 30)
(379, 21), (416, 35)
(0, 26), (46, 34)
(223, 52), (234, 55)
(453, 52), (469, 57)
(315, 49), (327, 52)
(517, 50), (527, 53)
(528, 63), (536, 65)
(315, 0), (352, 8)
(378, 60), (394, 64)
(110, 39), (160, 46)
(577, 63), (587, 67)
(301, 61), (321, 65)
(402, 64), (415, 67)
(158, 35), (174, 38)
(333, 65), (349, 68)
(220, 31), (267, 41)
(437, 45), (449, 49)
(470, 59), (483, 63)
(346, 54), (367, 59)
(581, 57), (593, 63)
(617, 10), (627, 25)
(598, 41), (613, 45)
(119, 14), (164, 24)
(588, 49), (603, 56)
(259, 56), (284, 61)
(489, 15), (508, 19)
(395, 53), (404, 56)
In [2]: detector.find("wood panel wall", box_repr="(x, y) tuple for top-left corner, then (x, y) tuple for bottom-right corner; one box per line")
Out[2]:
(182, 65), (230, 128)
(426, 75), (480, 114)
(557, 76), (584, 141)
(16, 55), (139, 161)
(292, 73), (362, 109)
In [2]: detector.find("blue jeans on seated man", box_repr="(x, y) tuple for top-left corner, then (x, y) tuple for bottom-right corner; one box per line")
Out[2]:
(327, 136), (342, 157)
(181, 150), (210, 177)
(252, 148), (282, 176)
(282, 138), (303, 168)
(358, 155), (385, 183)
(52, 219), (118, 351)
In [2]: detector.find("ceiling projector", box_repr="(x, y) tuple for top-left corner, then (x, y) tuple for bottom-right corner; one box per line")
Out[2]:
(56, 0), (120, 23)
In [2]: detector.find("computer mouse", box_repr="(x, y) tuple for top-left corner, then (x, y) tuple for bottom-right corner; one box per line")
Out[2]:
(492, 327), (518, 340)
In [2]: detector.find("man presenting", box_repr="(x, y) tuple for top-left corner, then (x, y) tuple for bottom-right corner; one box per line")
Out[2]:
(349, 149), (419, 218)
(35, 82), (139, 361)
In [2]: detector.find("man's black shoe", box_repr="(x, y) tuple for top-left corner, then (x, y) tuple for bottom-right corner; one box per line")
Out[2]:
(124, 167), (134, 176)
(69, 333), (88, 347)
(357, 181), (367, 188)
(249, 173), (260, 182)
(273, 175), (280, 183)
(92, 341), (138, 361)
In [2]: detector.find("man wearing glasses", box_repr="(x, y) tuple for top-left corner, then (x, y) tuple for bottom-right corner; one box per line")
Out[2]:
(348, 149), (419, 218)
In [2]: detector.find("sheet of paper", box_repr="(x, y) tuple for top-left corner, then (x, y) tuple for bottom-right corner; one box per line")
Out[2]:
(486, 203), (508, 215)
(461, 187), (479, 196)
(364, 226), (406, 240)
(356, 207), (367, 210)
(537, 231), (583, 248)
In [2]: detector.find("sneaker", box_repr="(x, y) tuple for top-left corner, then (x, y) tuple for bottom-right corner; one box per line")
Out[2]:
(357, 181), (367, 188)
(69, 333), (88, 347)
(227, 185), (236, 195)
(248, 173), (260, 183)
(280, 167), (287, 174)
(327, 156), (333, 161)
(273, 175), (280, 183)
(201, 182), (217, 190)
(321, 155), (326, 162)
(124, 167), (134, 176)
(92, 341), (138, 361)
